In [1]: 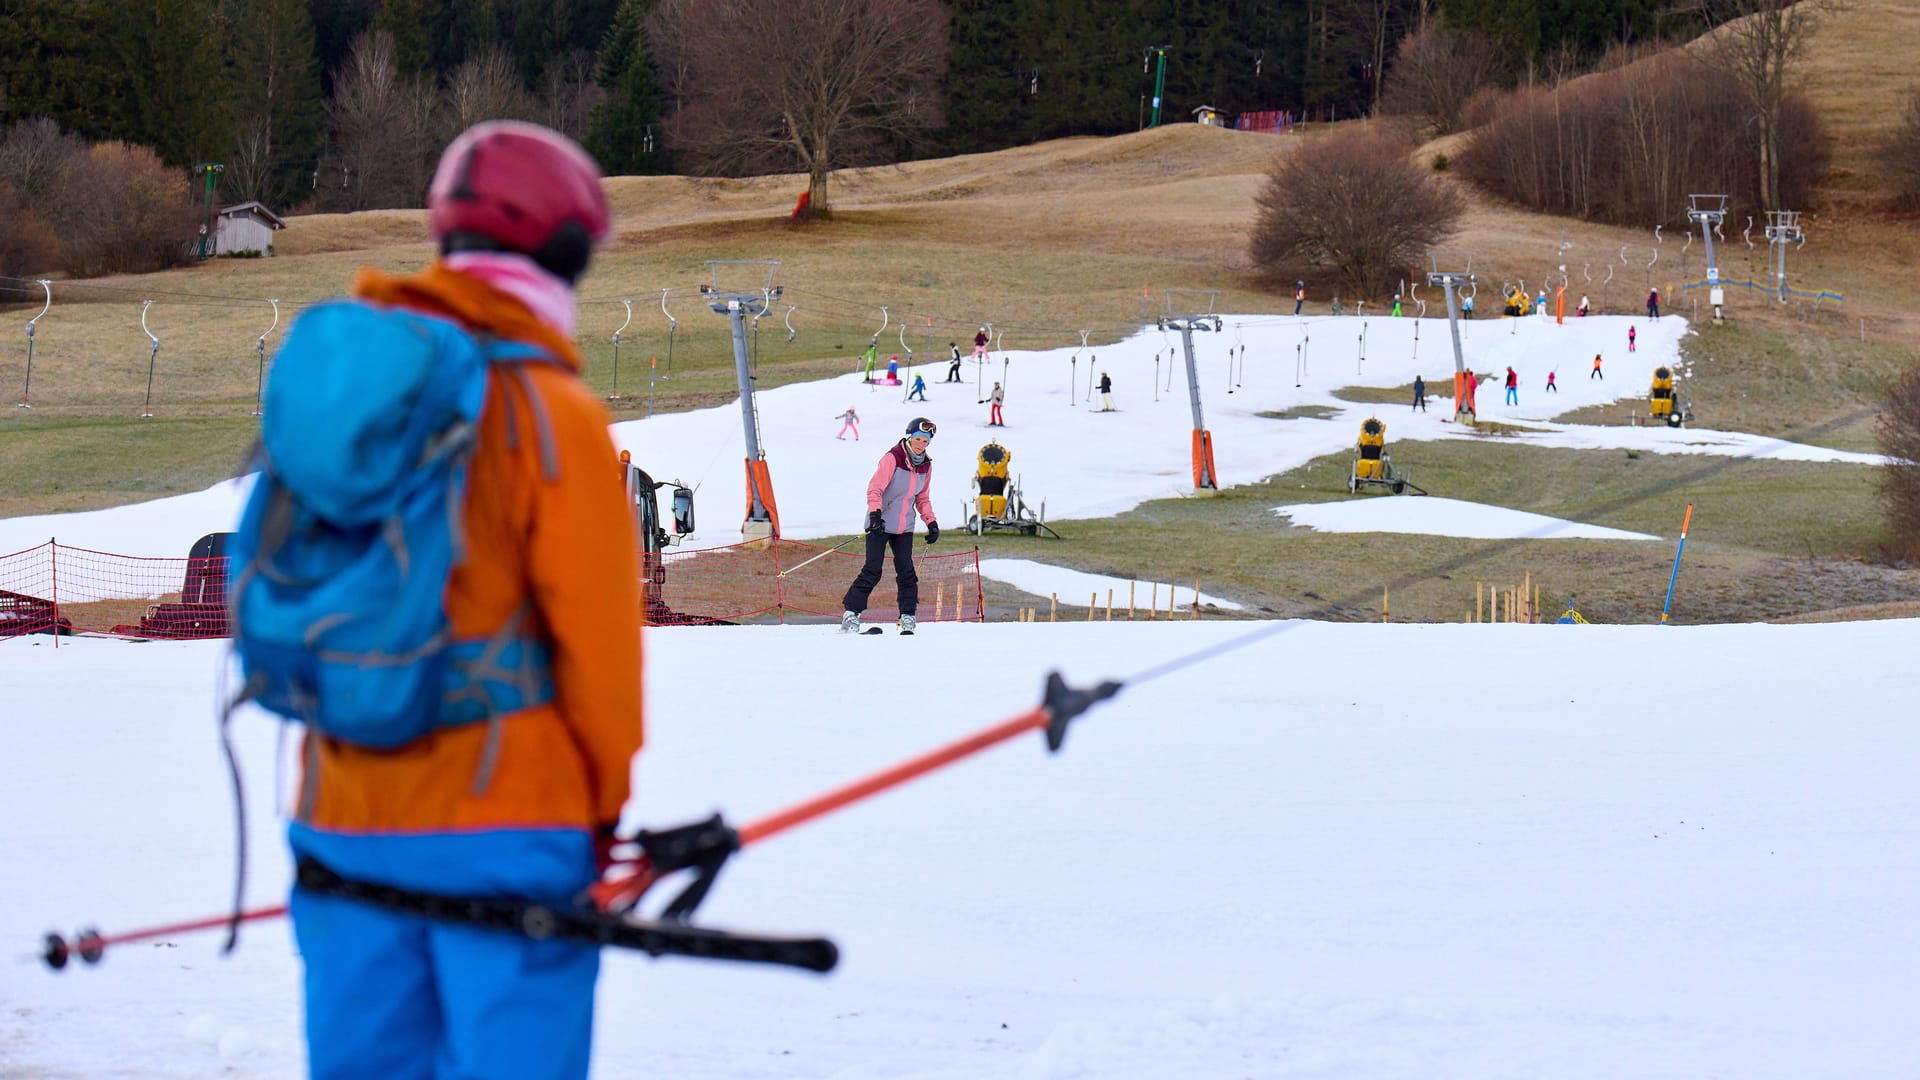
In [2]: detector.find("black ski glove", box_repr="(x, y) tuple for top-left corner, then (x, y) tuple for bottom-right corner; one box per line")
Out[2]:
(925, 521), (940, 545)
(866, 509), (884, 533)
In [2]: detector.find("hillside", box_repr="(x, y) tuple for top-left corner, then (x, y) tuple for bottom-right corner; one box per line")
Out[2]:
(2, 9), (1917, 624)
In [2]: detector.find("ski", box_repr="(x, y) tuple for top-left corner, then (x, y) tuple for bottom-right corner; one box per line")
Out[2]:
(295, 859), (837, 973)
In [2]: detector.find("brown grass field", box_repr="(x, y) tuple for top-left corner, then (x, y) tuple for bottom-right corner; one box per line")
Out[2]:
(1, 6), (1917, 622)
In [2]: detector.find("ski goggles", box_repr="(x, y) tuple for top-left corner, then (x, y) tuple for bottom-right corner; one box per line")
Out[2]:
(906, 420), (937, 440)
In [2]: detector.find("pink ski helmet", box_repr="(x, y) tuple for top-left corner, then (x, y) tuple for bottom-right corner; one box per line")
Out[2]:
(428, 120), (611, 284)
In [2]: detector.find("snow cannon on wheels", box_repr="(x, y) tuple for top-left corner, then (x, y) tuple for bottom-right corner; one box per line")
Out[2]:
(1647, 365), (1686, 428)
(964, 440), (1060, 538)
(1347, 417), (1426, 496)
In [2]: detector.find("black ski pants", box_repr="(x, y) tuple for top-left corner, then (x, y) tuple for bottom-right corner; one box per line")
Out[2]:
(843, 529), (918, 615)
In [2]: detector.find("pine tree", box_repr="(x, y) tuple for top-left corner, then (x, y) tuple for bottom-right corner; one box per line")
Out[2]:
(104, 0), (235, 168)
(586, 0), (666, 174)
(226, 0), (325, 209)
(373, 0), (433, 79)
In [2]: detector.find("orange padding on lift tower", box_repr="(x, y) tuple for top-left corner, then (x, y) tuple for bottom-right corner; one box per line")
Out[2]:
(745, 458), (781, 536)
(1191, 429), (1218, 489)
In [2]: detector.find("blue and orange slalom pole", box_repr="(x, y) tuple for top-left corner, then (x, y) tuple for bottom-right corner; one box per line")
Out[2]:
(1660, 503), (1694, 624)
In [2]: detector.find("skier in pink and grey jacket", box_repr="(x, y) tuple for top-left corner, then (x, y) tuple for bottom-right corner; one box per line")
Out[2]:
(841, 418), (940, 632)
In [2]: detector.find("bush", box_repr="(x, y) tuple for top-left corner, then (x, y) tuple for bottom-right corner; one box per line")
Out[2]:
(1456, 51), (1829, 225)
(54, 141), (201, 277)
(1882, 89), (1920, 212)
(0, 180), (60, 279)
(1249, 127), (1464, 302)
(1877, 362), (1920, 564)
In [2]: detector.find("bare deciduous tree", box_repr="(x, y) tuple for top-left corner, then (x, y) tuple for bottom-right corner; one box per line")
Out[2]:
(654, 0), (949, 214)
(1457, 51), (1828, 225)
(1249, 127), (1464, 301)
(1876, 362), (1920, 564)
(0, 117), (85, 205)
(539, 49), (602, 143)
(322, 31), (434, 211)
(1881, 88), (1920, 211)
(1693, 0), (1832, 210)
(443, 46), (536, 143)
(1379, 21), (1509, 135)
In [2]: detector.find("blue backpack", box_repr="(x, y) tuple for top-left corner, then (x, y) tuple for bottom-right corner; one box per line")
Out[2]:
(228, 299), (556, 749)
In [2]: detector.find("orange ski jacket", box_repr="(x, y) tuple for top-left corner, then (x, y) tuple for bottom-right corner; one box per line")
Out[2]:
(295, 262), (643, 837)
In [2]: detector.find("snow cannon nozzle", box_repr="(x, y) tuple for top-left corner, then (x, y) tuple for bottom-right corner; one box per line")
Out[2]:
(1041, 672), (1123, 752)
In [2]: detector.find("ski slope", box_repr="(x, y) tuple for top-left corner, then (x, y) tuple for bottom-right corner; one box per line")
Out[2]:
(3, 309), (1913, 1078)
(0, 312), (1882, 564)
(4, 619), (1919, 1078)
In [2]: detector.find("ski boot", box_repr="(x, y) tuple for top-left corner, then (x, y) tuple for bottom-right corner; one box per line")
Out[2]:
(898, 614), (917, 635)
(840, 610), (861, 634)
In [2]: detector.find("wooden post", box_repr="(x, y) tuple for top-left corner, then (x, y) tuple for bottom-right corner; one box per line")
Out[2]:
(1089, 592), (1097, 621)
(1050, 593), (1057, 622)
(1476, 581), (1483, 623)
(1106, 589), (1114, 621)
(1523, 570), (1532, 622)
(1165, 584), (1174, 620)
(935, 582), (944, 622)
(1129, 581), (1136, 621)
(1534, 583), (1541, 624)
(1148, 582), (1157, 621)
(1382, 585), (1389, 623)
(1192, 581), (1200, 619)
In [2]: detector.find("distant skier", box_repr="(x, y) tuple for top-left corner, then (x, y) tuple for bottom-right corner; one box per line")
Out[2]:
(1536, 290), (1548, 318)
(835, 406), (860, 440)
(841, 418), (939, 635)
(1391, 294), (1404, 317)
(1591, 353), (1604, 380)
(1546, 370), (1557, 393)
(987, 382), (1005, 426)
(1505, 366), (1519, 405)
(973, 326), (989, 361)
(1647, 288), (1661, 320)
(1628, 325), (1637, 352)
(1098, 371), (1114, 411)
(1461, 294), (1474, 319)
(885, 355), (900, 383)
(863, 339), (878, 382)
(1412, 374), (1427, 412)
(1577, 295), (1590, 317)
(1294, 280), (1305, 316)
(946, 342), (963, 382)
(908, 373), (927, 401)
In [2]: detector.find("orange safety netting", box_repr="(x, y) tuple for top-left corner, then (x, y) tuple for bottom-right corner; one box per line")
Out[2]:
(0, 539), (984, 640)
(0, 542), (229, 640)
(651, 539), (984, 626)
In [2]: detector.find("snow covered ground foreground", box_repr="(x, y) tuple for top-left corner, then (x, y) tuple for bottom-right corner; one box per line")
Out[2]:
(6, 618), (1920, 1078)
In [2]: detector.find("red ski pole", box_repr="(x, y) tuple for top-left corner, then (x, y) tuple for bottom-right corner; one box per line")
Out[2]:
(41, 673), (1122, 970)
(589, 672), (1119, 913)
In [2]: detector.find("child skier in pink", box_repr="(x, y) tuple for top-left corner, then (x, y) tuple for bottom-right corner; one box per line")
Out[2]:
(1628, 325), (1637, 352)
(1546, 370), (1557, 393)
(835, 407), (860, 440)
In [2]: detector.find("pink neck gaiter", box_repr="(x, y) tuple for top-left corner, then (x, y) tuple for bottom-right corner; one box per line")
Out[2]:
(443, 252), (578, 339)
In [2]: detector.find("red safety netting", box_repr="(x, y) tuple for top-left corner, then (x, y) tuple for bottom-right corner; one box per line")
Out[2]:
(0, 537), (985, 640)
(0, 542), (229, 640)
(652, 539), (984, 626)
